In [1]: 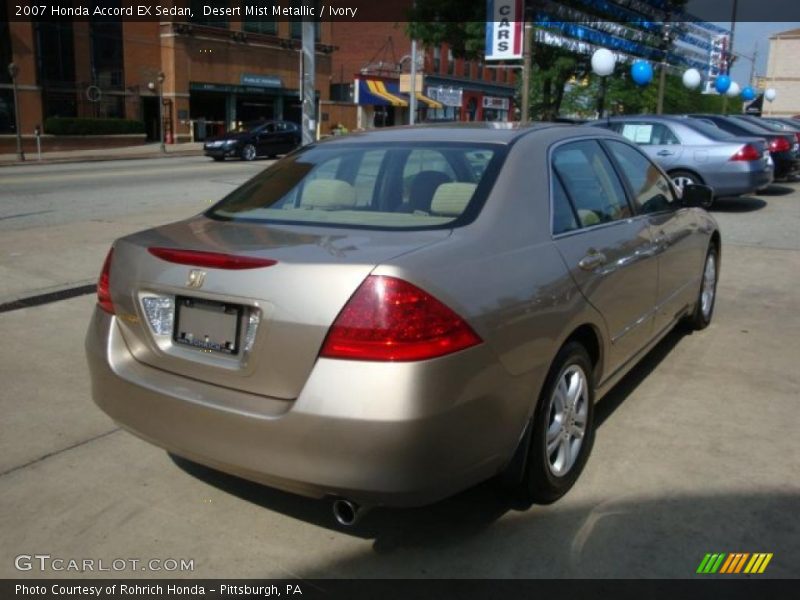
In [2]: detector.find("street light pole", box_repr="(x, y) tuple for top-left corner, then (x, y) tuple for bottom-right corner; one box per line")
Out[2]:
(656, 21), (672, 115)
(409, 40), (418, 125)
(8, 63), (25, 162)
(520, 22), (532, 123)
(157, 71), (166, 153)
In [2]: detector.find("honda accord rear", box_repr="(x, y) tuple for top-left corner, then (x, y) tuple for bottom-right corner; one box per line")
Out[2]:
(86, 124), (720, 513)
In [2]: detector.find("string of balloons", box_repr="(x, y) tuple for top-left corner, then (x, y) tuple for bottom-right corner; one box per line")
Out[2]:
(590, 48), (777, 103)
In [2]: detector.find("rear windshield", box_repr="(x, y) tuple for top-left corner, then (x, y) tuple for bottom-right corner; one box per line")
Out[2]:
(207, 142), (504, 230)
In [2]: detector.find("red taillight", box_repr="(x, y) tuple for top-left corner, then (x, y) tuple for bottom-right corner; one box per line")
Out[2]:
(97, 248), (114, 315)
(730, 144), (761, 161)
(319, 275), (482, 362)
(148, 247), (277, 270)
(768, 137), (791, 152)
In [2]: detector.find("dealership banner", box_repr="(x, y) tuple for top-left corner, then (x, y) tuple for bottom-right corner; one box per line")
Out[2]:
(485, 0), (524, 61)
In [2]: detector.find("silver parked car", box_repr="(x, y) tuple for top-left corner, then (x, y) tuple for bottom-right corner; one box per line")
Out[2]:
(86, 124), (720, 524)
(589, 115), (773, 198)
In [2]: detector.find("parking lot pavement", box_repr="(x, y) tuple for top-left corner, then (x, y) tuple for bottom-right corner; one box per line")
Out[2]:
(1, 186), (798, 579)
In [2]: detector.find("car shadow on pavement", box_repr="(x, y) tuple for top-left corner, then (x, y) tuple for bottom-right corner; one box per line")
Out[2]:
(758, 184), (796, 196)
(711, 197), (767, 212)
(171, 327), (690, 541)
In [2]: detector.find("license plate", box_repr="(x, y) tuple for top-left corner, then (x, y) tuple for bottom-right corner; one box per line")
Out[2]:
(173, 297), (243, 355)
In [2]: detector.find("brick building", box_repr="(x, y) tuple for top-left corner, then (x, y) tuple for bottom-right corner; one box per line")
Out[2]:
(329, 22), (517, 131)
(1, 0), (334, 144)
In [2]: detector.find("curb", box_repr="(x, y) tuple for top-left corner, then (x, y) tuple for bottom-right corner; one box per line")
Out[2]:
(0, 150), (204, 168)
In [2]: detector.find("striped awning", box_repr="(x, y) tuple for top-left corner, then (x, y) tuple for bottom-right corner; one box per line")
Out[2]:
(358, 79), (408, 107)
(413, 92), (444, 109)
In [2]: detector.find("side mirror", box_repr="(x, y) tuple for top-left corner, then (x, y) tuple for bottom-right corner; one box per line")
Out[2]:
(680, 183), (714, 209)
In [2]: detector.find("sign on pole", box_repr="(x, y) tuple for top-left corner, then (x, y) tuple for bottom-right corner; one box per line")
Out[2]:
(485, 0), (524, 61)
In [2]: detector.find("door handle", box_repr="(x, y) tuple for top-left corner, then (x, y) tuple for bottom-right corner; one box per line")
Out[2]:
(657, 150), (673, 156)
(578, 252), (608, 271)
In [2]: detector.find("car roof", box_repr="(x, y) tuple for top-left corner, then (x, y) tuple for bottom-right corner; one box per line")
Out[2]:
(313, 122), (591, 146)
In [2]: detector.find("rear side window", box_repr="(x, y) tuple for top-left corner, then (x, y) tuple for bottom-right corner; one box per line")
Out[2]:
(552, 140), (632, 228)
(208, 143), (503, 230)
(605, 141), (676, 214)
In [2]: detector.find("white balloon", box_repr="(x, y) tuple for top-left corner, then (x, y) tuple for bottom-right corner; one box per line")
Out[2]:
(682, 68), (702, 90)
(726, 82), (741, 98)
(765, 88), (777, 102)
(591, 48), (616, 77)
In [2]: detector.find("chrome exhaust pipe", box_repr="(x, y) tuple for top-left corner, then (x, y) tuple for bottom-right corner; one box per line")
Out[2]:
(332, 499), (363, 527)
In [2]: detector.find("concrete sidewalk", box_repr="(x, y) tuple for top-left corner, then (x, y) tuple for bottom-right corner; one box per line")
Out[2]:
(0, 142), (204, 167)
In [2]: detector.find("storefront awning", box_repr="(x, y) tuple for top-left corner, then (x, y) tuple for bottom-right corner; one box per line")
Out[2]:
(357, 79), (408, 107)
(414, 92), (444, 109)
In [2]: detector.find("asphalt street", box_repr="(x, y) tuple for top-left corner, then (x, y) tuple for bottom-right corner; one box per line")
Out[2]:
(0, 156), (266, 304)
(0, 157), (798, 579)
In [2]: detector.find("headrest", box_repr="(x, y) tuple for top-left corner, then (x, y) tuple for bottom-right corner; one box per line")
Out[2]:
(430, 182), (477, 216)
(300, 179), (356, 209)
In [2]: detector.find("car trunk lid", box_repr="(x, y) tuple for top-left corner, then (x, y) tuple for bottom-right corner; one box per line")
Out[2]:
(109, 216), (451, 399)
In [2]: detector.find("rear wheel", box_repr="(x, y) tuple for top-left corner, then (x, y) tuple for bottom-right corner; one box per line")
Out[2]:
(686, 244), (718, 330)
(211, 156), (224, 162)
(519, 342), (596, 504)
(240, 144), (257, 161)
(669, 169), (701, 192)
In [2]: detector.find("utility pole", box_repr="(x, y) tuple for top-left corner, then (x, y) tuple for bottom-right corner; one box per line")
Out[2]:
(656, 20), (672, 115)
(520, 22), (532, 123)
(722, 0), (738, 114)
(8, 63), (25, 162)
(301, 22), (316, 145)
(157, 71), (166, 153)
(409, 40), (418, 125)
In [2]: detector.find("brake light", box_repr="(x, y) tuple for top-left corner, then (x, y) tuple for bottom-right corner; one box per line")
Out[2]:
(768, 137), (791, 152)
(730, 144), (761, 161)
(148, 247), (277, 270)
(97, 248), (114, 314)
(320, 275), (482, 361)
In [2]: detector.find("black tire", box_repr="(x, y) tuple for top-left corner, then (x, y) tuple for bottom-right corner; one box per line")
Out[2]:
(685, 244), (719, 330)
(519, 342), (596, 504)
(211, 156), (224, 162)
(240, 144), (257, 161)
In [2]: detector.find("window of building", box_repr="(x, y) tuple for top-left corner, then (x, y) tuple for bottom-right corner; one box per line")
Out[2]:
(476, 62), (483, 80)
(244, 19), (278, 35)
(90, 16), (124, 90)
(447, 48), (455, 75)
(433, 47), (441, 73)
(191, 0), (229, 27)
(0, 2), (12, 85)
(0, 89), (15, 134)
(35, 21), (76, 87)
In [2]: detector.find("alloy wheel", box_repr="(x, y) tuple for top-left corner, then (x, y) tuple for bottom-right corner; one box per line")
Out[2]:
(545, 364), (589, 477)
(701, 252), (717, 320)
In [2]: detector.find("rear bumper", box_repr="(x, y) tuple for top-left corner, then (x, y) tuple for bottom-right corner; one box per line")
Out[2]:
(85, 308), (532, 507)
(771, 153), (800, 179)
(707, 167), (774, 197)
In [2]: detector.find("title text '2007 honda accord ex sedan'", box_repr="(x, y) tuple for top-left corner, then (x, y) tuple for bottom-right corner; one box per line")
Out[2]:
(86, 124), (720, 525)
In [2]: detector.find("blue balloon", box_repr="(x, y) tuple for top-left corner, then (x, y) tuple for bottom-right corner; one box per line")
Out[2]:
(630, 61), (653, 86)
(741, 86), (756, 101)
(715, 75), (731, 94)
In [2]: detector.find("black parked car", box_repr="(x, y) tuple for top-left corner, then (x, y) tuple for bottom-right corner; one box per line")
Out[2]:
(687, 114), (800, 180)
(204, 120), (301, 161)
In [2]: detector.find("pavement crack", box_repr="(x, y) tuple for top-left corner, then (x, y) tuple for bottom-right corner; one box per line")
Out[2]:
(0, 428), (121, 479)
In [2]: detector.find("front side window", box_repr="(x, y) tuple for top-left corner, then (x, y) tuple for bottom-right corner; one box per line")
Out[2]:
(605, 141), (676, 214)
(552, 140), (632, 228)
(208, 143), (503, 230)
